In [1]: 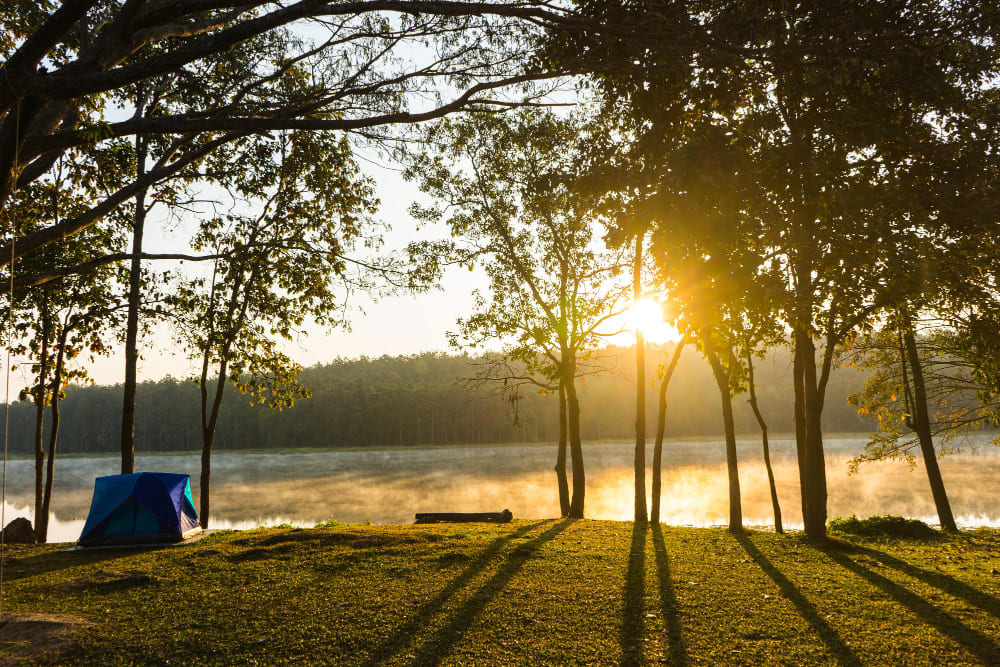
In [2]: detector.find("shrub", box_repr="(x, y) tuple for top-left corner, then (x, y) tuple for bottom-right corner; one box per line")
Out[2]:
(828, 515), (939, 539)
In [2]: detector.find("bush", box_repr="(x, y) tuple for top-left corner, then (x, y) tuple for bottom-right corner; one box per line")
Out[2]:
(828, 515), (939, 539)
(314, 518), (371, 528)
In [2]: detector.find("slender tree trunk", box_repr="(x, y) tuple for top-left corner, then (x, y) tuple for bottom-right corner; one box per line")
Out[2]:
(37, 326), (66, 543)
(746, 352), (783, 534)
(702, 330), (742, 533)
(200, 432), (214, 530)
(651, 336), (688, 524)
(632, 233), (648, 523)
(792, 336), (809, 530)
(200, 357), (229, 530)
(899, 309), (957, 532)
(32, 301), (50, 541)
(120, 136), (148, 475)
(564, 358), (585, 518)
(555, 380), (570, 516)
(797, 330), (828, 540)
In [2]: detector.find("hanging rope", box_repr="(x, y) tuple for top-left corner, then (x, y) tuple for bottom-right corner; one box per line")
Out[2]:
(0, 93), (20, 619)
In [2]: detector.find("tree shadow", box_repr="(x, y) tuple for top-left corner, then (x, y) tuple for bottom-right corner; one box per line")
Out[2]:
(834, 541), (1000, 621)
(4, 546), (159, 583)
(651, 524), (686, 666)
(735, 534), (861, 667)
(822, 545), (1000, 664)
(359, 519), (552, 666)
(407, 518), (573, 666)
(620, 521), (646, 666)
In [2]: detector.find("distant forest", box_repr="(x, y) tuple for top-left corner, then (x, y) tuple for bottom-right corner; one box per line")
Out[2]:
(6, 344), (871, 455)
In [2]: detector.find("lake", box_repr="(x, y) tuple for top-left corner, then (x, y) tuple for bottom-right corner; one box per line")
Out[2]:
(7, 435), (1000, 543)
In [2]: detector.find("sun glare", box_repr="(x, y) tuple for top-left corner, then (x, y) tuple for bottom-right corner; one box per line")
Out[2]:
(628, 298), (680, 344)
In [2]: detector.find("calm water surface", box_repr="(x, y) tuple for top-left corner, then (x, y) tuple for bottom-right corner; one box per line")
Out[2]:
(7, 435), (1000, 542)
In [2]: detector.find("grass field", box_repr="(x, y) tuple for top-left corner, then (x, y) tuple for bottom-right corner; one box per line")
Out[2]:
(3, 520), (1000, 665)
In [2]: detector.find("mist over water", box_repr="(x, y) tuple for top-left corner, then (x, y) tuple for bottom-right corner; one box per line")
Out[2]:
(7, 435), (1000, 543)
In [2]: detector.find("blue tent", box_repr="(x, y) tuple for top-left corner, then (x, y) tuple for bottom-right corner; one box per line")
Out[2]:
(78, 472), (200, 547)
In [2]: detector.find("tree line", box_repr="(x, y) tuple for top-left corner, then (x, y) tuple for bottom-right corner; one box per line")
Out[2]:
(6, 345), (872, 455)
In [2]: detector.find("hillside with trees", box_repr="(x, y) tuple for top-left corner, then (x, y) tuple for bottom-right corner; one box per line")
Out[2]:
(6, 344), (869, 455)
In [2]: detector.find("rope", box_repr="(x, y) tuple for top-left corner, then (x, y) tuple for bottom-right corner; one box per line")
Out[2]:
(0, 94), (20, 619)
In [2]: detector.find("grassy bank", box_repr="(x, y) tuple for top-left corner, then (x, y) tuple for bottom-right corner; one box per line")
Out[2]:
(3, 521), (1000, 664)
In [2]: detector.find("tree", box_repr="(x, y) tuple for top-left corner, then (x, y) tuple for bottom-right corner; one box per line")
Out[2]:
(556, 0), (998, 539)
(172, 128), (386, 528)
(7, 148), (122, 541)
(0, 0), (603, 273)
(650, 333), (688, 524)
(408, 110), (628, 518)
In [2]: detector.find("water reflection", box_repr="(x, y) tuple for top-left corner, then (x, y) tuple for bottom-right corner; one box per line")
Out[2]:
(5, 436), (1000, 542)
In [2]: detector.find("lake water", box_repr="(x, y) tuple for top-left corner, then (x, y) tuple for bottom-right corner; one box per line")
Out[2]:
(6, 435), (1000, 543)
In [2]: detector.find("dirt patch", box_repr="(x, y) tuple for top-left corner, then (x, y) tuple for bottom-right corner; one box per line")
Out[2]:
(0, 613), (91, 664)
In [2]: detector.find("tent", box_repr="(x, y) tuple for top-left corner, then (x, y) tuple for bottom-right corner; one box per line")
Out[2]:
(78, 472), (200, 547)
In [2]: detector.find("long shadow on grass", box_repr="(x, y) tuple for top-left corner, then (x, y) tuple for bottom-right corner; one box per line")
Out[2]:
(620, 522), (646, 666)
(651, 524), (686, 666)
(838, 542), (1000, 621)
(736, 534), (862, 667)
(4, 547), (147, 582)
(359, 520), (550, 667)
(823, 546), (1000, 664)
(407, 518), (573, 666)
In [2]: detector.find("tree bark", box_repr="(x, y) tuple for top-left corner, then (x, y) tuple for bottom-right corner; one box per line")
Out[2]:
(37, 324), (67, 543)
(746, 352), (783, 534)
(651, 335), (688, 524)
(899, 309), (958, 532)
(797, 330), (828, 540)
(564, 358), (585, 518)
(120, 135), (148, 475)
(32, 300), (50, 542)
(792, 335), (809, 530)
(555, 380), (570, 516)
(701, 330), (742, 533)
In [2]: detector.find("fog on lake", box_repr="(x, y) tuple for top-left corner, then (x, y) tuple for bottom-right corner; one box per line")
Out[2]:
(7, 435), (1000, 542)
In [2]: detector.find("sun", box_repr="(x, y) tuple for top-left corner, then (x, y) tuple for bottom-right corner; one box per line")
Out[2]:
(628, 298), (681, 344)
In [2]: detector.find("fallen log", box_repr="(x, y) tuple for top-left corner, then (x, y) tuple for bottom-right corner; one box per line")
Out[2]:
(414, 509), (513, 524)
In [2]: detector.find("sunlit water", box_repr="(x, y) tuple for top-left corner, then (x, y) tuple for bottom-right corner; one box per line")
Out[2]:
(6, 435), (1000, 543)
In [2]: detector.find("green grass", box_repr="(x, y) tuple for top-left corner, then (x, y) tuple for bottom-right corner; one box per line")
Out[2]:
(4, 521), (1000, 665)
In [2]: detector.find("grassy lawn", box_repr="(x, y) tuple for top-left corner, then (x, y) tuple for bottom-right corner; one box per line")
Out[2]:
(3, 520), (1000, 665)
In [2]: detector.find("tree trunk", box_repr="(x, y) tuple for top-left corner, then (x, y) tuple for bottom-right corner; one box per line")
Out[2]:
(746, 352), (783, 534)
(632, 233), (648, 523)
(702, 330), (742, 533)
(200, 431), (214, 530)
(797, 330), (828, 540)
(899, 309), (957, 532)
(651, 336), (688, 524)
(564, 360), (585, 519)
(120, 136), (148, 475)
(555, 381), (570, 516)
(32, 301), (50, 542)
(792, 336), (809, 530)
(37, 325), (66, 543)
(200, 360), (228, 530)
(633, 344), (648, 521)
